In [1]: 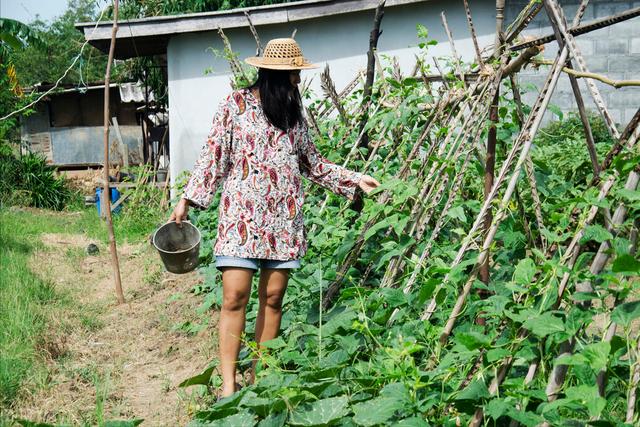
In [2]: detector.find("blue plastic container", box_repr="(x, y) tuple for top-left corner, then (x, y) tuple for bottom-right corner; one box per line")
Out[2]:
(96, 187), (122, 215)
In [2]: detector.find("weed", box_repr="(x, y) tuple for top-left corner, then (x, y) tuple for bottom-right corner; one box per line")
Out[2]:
(0, 149), (78, 210)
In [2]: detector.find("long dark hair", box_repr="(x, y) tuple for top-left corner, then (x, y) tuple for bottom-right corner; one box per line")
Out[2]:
(248, 68), (303, 131)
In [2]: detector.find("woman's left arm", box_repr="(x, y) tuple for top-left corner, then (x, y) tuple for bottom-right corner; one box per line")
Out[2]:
(297, 123), (379, 200)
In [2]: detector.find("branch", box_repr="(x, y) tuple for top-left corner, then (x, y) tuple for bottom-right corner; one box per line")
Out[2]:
(533, 59), (640, 87)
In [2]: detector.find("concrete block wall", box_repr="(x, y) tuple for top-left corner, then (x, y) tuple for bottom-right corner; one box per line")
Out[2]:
(505, 0), (639, 128)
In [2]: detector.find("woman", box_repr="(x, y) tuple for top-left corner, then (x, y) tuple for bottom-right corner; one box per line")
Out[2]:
(169, 38), (380, 398)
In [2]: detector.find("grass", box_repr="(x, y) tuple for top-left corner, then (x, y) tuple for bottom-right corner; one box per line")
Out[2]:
(0, 208), (83, 407)
(0, 204), (165, 414)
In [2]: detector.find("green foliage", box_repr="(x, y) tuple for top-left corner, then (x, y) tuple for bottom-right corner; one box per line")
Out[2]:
(0, 209), (93, 407)
(181, 27), (639, 427)
(8, 0), (113, 87)
(116, 165), (168, 237)
(0, 149), (77, 210)
(119, 0), (297, 18)
(0, 17), (43, 56)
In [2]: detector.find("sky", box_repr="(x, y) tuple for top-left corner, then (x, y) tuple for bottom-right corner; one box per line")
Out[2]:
(1, 0), (70, 23)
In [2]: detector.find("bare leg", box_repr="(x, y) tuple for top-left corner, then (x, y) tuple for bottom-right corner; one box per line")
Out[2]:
(218, 267), (254, 397)
(251, 268), (290, 383)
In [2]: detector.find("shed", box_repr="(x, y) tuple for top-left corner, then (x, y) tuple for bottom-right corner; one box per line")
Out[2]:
(21, 82), (150, 168)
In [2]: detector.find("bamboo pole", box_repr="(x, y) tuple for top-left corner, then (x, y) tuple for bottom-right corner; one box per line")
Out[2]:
(462, 0), (484, 68)
(509, 74), (548, 250)
(542, 0), (600, 177)
(381, 90), (493, 288)
(440, 12), (466, 89)
(544, 0), (621, 140)
(627, 339), (640, 423)
(504, 1), (543, 44)
(424, 0), (592, 325)
(600, 107), (640, 174)
(243, 11), (262, 56)
(377, 81), (493, 287)
(320, 64), (347, 124)
(103, 0), (125, 305)
(431, 27), (572, 331)
(478, 0), (506, 291)
(469, 173), (617, 427)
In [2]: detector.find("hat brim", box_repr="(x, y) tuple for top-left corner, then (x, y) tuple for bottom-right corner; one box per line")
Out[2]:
(244, 56), (320, 70)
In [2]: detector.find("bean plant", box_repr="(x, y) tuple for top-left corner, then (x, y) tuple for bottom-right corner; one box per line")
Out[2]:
(182, 27), (640, 427)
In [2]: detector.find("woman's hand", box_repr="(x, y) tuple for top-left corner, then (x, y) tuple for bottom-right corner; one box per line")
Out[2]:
(358, 174), (381, 195)
(169, 198), (190, 225)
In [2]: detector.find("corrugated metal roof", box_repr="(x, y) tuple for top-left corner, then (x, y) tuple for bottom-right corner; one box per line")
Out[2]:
(28, 81), (154, 103)
(75, 0), (428, 59)
(119, 81), (155, 103)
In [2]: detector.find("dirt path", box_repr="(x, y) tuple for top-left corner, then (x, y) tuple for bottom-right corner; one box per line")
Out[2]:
(14, 232), (218, 425)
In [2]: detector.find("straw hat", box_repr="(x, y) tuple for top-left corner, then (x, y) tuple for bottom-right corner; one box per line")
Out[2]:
(245, 38), (319, 70)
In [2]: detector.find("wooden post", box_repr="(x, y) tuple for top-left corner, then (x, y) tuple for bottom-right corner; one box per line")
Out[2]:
(103, 0), (125, 305)
(112, 117), (128, 169)
(542, 0), (600, 177)
(358, 0), (385, 150)
(479, 0), (505, 296)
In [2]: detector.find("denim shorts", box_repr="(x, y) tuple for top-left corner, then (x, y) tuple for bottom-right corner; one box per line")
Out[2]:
(215, 255), (301, 271)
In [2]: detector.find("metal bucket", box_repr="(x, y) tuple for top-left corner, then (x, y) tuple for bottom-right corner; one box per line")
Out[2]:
(152, 221), (201, 274)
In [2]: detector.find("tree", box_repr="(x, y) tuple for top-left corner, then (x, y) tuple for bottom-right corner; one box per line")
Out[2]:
(8, 0), (114, 87)
(0, 18), (43, 142)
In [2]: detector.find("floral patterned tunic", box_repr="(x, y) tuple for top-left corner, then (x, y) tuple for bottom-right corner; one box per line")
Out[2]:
(182, 88), (363, 261)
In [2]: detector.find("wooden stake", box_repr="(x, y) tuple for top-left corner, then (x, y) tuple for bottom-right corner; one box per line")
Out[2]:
(462, 0), (484, 68)
(358, 0), (385, 149)
(440, 12), (466, 88)
(243, 11), (262, 56)
(478, 0), (505, 298)
(543, 0), (600, 177)
(103, 0), (125, 305)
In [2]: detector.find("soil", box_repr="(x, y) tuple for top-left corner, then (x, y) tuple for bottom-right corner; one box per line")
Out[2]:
(12, 232), (219, 426)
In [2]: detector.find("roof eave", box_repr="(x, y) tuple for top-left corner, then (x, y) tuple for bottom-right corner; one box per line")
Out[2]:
(76, 0), (426, 59)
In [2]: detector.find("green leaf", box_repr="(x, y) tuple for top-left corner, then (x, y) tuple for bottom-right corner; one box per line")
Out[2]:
(261, 336), (287, 349)
(611, 301), (640, 327)
(547, 104), (563, 120)
(455, 331), (492, 350)
(380, 288), (407, 308)
(257, 412), (286, 427)
(289, 396), (349, 426)
(507, 409), (543, 427)
(486, 348), (510, 362)
(203, 410), (255, 427)
(352, 396), (404, 426)
(581, 342), (610, 372)
(364, 214), (398, 240)
(513, 258), (536, 285)
(446, 205), (467, 223)
(484, 398), (511, 420)
(456, 379), (490, 400)
(612, 254), (640, 273)
(580, 224), (613, 244)
(617, 188), (640, 202)
(392, 215), (411, 236)
(393, 417), (430, 426)
(565, 385), (606, 418)
(523, 312), (565, 337)
(179, 366), (215, 387)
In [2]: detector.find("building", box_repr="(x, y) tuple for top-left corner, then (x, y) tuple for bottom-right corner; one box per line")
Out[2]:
(21, 82), (151, 168)
(75, 0), (640, 189)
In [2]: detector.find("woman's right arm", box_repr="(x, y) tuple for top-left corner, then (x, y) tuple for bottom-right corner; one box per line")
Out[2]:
(170, 96), (234, 224)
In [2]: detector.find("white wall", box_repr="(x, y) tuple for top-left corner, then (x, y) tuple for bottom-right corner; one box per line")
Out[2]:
(167, 0), (496, 192)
